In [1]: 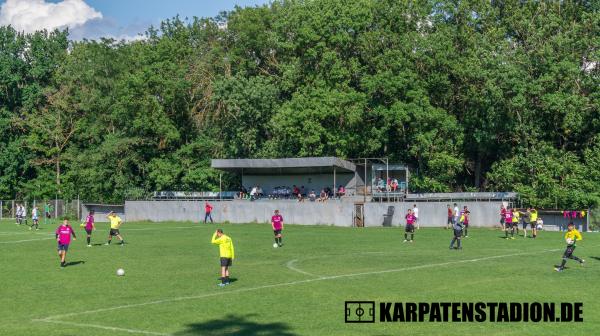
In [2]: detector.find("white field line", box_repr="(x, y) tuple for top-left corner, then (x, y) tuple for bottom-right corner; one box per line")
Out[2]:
(285, 259), (320, 277)
(37, 247), (562, 323)
(0, 237), (55, 244)
(33, 319), (169, 336)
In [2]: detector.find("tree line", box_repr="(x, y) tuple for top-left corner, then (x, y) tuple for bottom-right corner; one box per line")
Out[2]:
(0, 0), (598, 207)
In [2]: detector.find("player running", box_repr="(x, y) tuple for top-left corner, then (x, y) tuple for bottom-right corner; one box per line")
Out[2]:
(84, 210), (95, 247)
(272, 210), (284, 247)
(404, 209), (416, 243)
(211, 229), (235, 287)
(55, 219), (76, 268)
(504, 208), (515, 239)
(554, 222), (585, 272)
(30, 206), (40, 230)
(105, 211), (125, 246)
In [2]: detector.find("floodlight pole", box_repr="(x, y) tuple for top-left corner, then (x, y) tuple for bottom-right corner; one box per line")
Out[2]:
(333, 166), (336, 200)
(364, 158), (367, 203)
(386, 158), (389, 201)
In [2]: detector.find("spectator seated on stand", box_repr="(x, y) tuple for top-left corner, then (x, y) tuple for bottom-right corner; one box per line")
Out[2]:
(337, 185), (346, 197)
(308, 190), (317, 202)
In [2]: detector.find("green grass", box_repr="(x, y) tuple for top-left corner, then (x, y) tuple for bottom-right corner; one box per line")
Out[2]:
(1, 219), (599, 336)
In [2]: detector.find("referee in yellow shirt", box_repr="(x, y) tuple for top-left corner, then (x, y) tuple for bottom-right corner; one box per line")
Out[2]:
(211, 229), (235, 287)
(105, 211), (125, 246)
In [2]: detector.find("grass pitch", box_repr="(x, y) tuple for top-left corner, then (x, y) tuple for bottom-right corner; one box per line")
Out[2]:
(1, 219), (599, 335)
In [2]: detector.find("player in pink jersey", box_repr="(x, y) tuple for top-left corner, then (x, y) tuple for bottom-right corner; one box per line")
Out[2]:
(504, 208), (515, 239)
(404, 209), (416, 243)
(55, 219), (76, 268)
(271, 210), (284, 247)
(84, 210), (95, 247)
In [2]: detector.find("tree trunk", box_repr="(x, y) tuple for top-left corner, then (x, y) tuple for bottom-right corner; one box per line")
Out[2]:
(474, 150), (482, 190)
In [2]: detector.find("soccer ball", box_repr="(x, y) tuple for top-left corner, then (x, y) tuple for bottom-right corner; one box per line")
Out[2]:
(566, 238), (574, 245)
(116, 268), (125, 276)
(273, 243), (278, 248)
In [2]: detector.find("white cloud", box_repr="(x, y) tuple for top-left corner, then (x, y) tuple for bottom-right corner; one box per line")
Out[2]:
(0, 0), (102, 33)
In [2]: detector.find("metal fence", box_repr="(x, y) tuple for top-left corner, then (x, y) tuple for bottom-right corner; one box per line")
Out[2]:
(0, 199), (82, 221)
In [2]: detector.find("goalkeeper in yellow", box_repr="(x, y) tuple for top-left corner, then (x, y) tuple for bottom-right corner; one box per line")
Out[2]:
(555, 222), (585, 272)
(212, 229), (235, 287)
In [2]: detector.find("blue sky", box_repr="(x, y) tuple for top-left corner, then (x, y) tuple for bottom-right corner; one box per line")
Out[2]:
(0, 0), (271, 40)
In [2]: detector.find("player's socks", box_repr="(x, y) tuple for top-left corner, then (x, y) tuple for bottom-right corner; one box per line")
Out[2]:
(449, 238), (455, 249)
(457, 239), (461, 249)
(410, 234), (414, 241)
(225, 276), (230, 284)
(404, 233), (408, 240)
(87, 237), (91, 245)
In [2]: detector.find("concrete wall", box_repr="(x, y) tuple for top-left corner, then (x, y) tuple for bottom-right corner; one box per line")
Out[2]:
(81, 204), (125, 222)
(125, 200), (507, 228)
(364, 201), (505, 227)
(125, 200), (354, 226)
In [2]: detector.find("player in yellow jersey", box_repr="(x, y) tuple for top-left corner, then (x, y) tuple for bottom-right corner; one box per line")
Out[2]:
(555, 222), (585, 272)
(512, 210), (520, 236)
(105, 211), (125, 246)
(212, 229), (235, 287)
(529, 208), (539, 238)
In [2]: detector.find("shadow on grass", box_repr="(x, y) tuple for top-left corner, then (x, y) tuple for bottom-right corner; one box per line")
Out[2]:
(215, 278), (238, 284)
(173, 314), (298, 336)
(65, 260), (85, 267)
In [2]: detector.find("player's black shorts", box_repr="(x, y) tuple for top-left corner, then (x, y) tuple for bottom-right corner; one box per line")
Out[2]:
(220, 257), (232, 267)
(563, 245), (575, 258)
(500, 218), (505, 225)
(505, 222), (512, 229)
(109, 229), (120, 236)
(57, 243), (69, 251)
(453, 229), (462, 238)
(447, 217), (453, 224)
(522, 221), (529, 229)
(273, 229), (282, 236)
(85, 228), (93, 235)
(530, 222), (537, 229)
(463, 221), (469, 227)
(405, 224), (415, 233)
